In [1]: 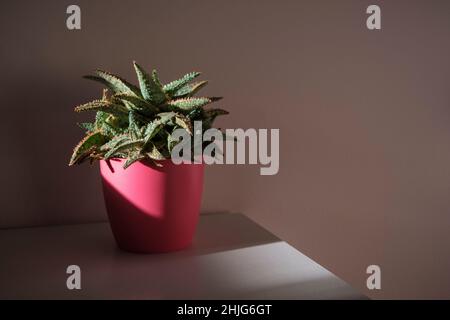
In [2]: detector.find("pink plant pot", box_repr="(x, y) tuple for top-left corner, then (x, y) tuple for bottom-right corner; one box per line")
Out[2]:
(100, 158), (204, 253)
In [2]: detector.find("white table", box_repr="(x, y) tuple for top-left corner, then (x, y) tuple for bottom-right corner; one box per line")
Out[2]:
(0, 213), (365, 299)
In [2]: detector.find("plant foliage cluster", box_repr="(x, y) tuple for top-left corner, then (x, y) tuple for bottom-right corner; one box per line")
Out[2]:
(69, 62), (228, 169)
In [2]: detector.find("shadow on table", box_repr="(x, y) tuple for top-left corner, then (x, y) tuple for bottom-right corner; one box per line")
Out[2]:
(110, 212), (281, 258)
(190, 212), (281, 256)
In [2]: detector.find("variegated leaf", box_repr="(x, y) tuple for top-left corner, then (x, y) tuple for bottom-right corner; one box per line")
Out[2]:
(74, 100), (127, 115)
(104, 139), (144, 159)
(69, 131), (106, 166)
(167, 97), (211, 111)
(133, 62), (167, 105)
(174, 114), (193, 134)
(163, 71), (201, 94)
(113, 93), (159, 114)
(123, 152), (146, 169)
(173, 80), (208, 98)
(147, 143), (166, 160)
(84, 71), (140, 96)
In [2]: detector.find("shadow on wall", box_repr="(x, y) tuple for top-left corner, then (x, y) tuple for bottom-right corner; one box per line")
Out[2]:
(0, 76), (107, 228)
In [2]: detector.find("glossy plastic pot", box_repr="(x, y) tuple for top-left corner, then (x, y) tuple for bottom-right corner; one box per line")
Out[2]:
(100, 158), (204, 253)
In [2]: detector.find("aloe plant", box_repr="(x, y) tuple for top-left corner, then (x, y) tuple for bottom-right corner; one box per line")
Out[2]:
(69, 62), (229, 169)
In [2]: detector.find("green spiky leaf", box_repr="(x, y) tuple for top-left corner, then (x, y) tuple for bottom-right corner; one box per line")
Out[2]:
(94, 111), (109, 129)
(69, 131), (106, 166)
(93, 112), (126, 137)
(128, 111), (142, 140)
(84, 70), (140, 96)
(167, 129), (183, 153)
(77, 122), (95, 133)
(100, 134), (130, 151)
(141, 112), (175, 146)
(156, 111), (177, 123)
(74, 100), (128, 115)
(202, 108), (229, 129)
(174, 114), (193, 134)
(144, 119), (164, 142)
(163, 71), (201, 94)
(123, 152), (146, 169)
(104, 139), (144, 159)
(173, 80), (208, 98)
(187, 108), (203, 120)
(113, 93), (159, 114)
(204, 108), (229, 118)
(101, 120), (123, 136)
(147, 143), (166, 160)
(133, 62), (167, 105)
(167, 97), (211, 111)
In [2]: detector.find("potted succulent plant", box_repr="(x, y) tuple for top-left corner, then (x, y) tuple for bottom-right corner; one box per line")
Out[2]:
(69, 62), (228, 253)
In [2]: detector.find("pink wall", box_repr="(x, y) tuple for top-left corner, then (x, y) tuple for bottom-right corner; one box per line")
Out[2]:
(1, 0), (449, 298)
